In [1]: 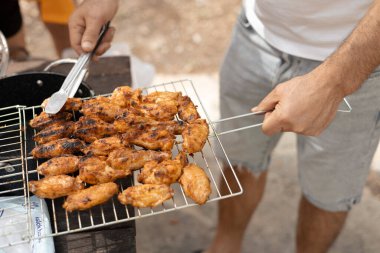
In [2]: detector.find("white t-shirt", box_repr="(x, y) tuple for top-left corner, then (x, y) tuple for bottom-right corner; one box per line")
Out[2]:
(244, 0), (372, 61)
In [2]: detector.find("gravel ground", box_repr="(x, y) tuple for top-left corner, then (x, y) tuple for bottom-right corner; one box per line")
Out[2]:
(20, 0), (240, 73)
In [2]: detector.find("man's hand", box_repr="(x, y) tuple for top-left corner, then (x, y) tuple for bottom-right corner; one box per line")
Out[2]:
(69, 0), (118, 56)
(252, 68), (345, 136)
(253, 0), (380, 136)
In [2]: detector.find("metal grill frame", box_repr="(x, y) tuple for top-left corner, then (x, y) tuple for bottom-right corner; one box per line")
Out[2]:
(0, 79), (243, 247)
(0, 105), (32, 249)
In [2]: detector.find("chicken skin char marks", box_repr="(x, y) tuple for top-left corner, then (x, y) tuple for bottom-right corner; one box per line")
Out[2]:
(177, 95), (200, 123)
(122, 126), (175, 151)
(136, 91), (181, 121)
(63, 182), (119, 212)
(138, 152), (188, 185)
(118, 184), (174, 208)
(31, 138), (85, 158)
(82, 135), (130, 156)
(179, 164), (211, 205)
(74, 116), (116, 143)
(107, 148), (171, 171)
(42, 97), (83, 112)
(37, 155), (80, 176)
(182, 119), (209, 154)
(78, 155), (130, 184)
(29, 111), (72, 129)
(110, 86), (142, 108)
(33, 121), (75, 144)
(114, 111), (184, 135)
(81, 96), (124, 123)
(29, 175), (84, 199)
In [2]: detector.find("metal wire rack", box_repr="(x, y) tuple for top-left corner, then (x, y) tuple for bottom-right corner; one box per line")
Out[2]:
(0, 79), (244, 248)
(0, 105), (30, 248)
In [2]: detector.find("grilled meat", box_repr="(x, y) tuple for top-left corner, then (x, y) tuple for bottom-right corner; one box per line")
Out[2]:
(81, 96), (122, 122)
(74, 116), (116, 143)
(29, 175), (84, 199)
(118, 184), (174, 207)
(110, 86), (142, 108)
(78, 155), (130, 184)
(63, 182), (119, 212)
(178, 164), (211, 205)
(31, 138), (85, 158)
(82, 135), (129, 156)
(122, 127), (175, 151)
(33, 121), (75, 144)
(138, 152), (187, 185)
(29, 111), (72, 129)
(107, 148), (171, 171)
(114, 111), (183, 134)
(42, 97), (83, 112)
(182, 119), (209, 153)
(136, 91), (180, 121)
(178, 95), (200, 122)
(36, 155), (80, 176)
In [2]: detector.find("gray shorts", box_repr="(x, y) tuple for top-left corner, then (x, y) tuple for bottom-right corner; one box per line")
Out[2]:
(217, 12), (380, 212)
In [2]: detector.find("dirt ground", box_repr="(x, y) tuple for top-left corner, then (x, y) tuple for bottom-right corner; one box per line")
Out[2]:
(20, 0), (241, 73)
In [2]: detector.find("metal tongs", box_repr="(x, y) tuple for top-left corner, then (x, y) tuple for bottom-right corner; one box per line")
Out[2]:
(45, 22), (110, 114)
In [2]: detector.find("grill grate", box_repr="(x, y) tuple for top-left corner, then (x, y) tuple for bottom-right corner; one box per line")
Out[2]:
(0, 105), (32, 248)
(0, 79), (243, 247)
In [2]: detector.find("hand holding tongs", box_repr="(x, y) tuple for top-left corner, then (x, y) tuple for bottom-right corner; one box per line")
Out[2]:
(45, 22), (110, 114)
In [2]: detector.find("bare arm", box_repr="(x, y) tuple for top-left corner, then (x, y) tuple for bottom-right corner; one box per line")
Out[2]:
(253, 0), (380, 136)
(323, 0), (380, 95)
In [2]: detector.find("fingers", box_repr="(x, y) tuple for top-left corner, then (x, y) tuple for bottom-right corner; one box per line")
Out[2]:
(252, 88), (283, 136)
(81, 16), (106, 52)
(251, 89), (279, 113)
(68, 15), (86, 55)
(92, 42), (111, 61)
(101, 27), (115, 44)
(262, 110), (283, 136)
(92, 27), (115, 56)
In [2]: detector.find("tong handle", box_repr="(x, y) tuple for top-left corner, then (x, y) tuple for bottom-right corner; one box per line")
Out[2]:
(62, 21), (111, 97)
(91, 21), (110, 55)
(210, 98), (352, 136)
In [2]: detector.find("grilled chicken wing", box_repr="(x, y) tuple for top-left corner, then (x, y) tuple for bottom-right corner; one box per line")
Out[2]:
(182, 119), (209, 153)
(118, 184), (174, 207)
(107, 148), (171, 171)
(74, 116), (116, 143)
(29, 111), (72, 129)
(31, 138), (85, 158)
(82, 135), (129, 156)
(33, 121), (75, 144)
(63, 182), (119, 212)
(114, 111), (183, 134)
(37, 155), (80, 176)
(110, 86), (142, 108)
(78, 155), (130, 184)
(178, 95), (200, 122)
(29, 175), (84, 199)
(81, 96), (122, 122)
(138, 152), (187, 185)
(122, 127), (175, 151)
(137, 91), (180, 121)
(179, 164), (211, 205)
(42, 97), (83, 112)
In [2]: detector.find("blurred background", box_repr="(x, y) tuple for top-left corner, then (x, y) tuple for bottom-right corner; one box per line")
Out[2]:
(3, 0), (380, 252)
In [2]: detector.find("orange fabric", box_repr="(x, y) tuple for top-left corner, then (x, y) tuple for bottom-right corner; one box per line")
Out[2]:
(40, 0), (75, 24)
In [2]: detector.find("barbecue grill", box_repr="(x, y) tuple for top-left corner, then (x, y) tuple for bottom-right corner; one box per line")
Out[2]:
(0, 79), (245, 249)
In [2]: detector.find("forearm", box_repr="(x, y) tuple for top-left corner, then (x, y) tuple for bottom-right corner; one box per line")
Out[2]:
(317, 0), (380, 96)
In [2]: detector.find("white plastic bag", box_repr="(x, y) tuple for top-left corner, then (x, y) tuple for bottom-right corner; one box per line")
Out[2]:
(0, 196), (54, 253)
